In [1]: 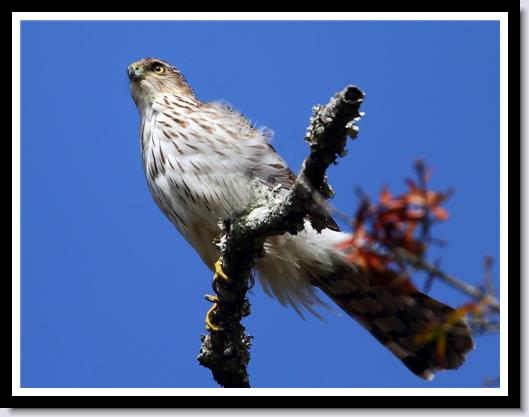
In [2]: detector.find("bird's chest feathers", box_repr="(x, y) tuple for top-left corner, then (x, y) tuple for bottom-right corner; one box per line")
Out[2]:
(137, 96), (293, 269)
(139, 103), (257, 239)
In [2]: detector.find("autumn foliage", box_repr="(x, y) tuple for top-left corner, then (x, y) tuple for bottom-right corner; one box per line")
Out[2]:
(335, 160), (451, 293)
(335, 160), (498, 362)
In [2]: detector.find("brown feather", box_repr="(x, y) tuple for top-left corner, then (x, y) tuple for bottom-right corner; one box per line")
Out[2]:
(313, 266), (474, 379)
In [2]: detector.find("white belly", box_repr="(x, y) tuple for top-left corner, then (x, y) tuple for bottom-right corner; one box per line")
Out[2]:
(138, 100), (349, 316)
(146, 167), (256, 268)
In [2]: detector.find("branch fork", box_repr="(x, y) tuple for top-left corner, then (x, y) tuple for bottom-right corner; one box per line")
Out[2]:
(197, 86), (366, 387)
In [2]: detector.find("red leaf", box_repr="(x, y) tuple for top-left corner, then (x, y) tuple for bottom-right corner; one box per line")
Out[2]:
(380, 186), (392, 205)
(431, 206), (449, 221)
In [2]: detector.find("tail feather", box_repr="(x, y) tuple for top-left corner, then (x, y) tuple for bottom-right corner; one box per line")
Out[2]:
(314, 266), (474, 380)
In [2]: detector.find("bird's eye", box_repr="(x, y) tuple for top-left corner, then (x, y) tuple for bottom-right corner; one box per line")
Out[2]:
(153, 65), (166, 74)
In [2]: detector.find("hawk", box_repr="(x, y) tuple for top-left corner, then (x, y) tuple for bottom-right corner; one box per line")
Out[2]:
(128, 57), (473, 380)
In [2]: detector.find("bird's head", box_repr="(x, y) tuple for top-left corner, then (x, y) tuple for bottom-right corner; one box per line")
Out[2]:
(128, 58), (194, 108)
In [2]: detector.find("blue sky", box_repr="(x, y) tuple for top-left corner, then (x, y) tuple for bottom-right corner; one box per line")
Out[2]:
(20, 20), (500, 388)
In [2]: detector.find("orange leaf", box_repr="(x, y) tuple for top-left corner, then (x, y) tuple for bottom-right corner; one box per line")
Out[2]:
(334, 237), (355, 250)
(431, 206), (449, 221)
(405, 178), (420, 193)
(380, 186), (392, 205)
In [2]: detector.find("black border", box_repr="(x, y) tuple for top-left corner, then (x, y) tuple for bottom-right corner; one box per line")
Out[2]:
(7, 10), (521, 409)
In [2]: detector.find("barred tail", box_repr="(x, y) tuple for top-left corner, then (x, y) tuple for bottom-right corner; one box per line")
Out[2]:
(314, 268), (475, 380)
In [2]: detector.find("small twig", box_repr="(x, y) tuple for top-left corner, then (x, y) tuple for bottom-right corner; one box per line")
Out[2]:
(392, 247), (500, 313)
(423, 259), (442, 294)
(483, 376), (501, 387)
(414, 160), (433, 246)
(469, 319), (500, 335)
(484, 254), (495, 296)
(197, 86), (365, 387)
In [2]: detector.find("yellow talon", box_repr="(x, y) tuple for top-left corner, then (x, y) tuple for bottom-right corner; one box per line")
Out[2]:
(204, 294), (223, 331)
(214, 258), (230, 283)
(204, 258), (230, 331)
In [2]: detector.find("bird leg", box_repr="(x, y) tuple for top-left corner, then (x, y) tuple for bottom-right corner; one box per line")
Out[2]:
(214, 258), (230, 283)
(204, 258), (232, 331)
(204, 294), (223, 331)
(204, 257), (238, 331)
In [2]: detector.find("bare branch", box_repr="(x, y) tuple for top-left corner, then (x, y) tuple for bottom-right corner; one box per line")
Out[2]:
(197, 86), (365, 387)
(392, 247), (500, 313)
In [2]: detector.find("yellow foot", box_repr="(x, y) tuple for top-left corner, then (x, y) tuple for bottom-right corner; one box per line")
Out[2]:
(214, 258), (230, 283)
(204, 294), (223, 331)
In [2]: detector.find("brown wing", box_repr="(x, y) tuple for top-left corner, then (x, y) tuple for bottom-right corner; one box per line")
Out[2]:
(253, 142), (340, 232)
(283, 168), (340, 231)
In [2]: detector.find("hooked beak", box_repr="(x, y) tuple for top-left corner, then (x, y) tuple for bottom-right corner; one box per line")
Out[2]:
(127, 62), (143, 81)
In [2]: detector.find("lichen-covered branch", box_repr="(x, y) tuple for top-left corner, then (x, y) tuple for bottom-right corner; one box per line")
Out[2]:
(197, 86), (365, 388)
